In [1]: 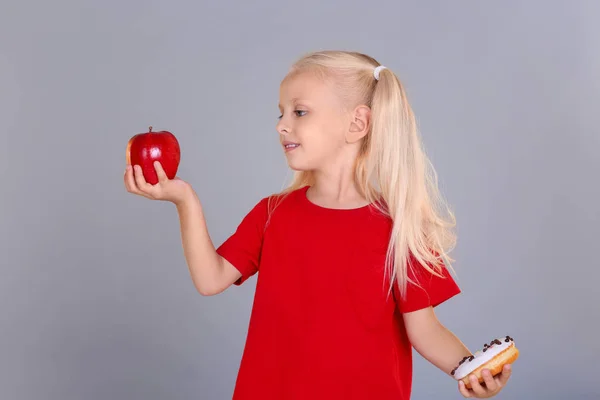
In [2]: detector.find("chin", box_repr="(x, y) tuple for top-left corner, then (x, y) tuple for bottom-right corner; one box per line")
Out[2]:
(286, 162), (310, 172)
(284, 151), (319, 172)
(284, 156), (305, 171)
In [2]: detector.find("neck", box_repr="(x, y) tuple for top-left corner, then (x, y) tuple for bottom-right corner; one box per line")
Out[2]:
(307, 152), (368, 210)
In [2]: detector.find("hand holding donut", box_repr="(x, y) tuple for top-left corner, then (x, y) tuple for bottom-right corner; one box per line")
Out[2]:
(453, 336), (518, 398)
(458, 364), (512, 398)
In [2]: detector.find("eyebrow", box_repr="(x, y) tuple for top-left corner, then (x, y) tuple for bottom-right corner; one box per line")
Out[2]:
(278, 98), (306, 109)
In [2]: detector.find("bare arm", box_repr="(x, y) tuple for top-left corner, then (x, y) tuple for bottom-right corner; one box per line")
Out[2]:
(403, 307), (472, 375)
(175, 186), (241, 296)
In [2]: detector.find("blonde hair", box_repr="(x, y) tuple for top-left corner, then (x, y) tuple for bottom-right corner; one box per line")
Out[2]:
(273, 50), (457, 299)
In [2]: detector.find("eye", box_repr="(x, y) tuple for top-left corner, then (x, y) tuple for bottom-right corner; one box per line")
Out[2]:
(277, 110), (307, 119)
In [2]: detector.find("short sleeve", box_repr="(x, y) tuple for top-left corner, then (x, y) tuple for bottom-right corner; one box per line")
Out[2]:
(216, 197), (270, 286)
(395, 255), (461, 313)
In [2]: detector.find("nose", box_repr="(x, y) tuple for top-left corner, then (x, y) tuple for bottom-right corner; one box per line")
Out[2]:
(276, 117), (291, 136)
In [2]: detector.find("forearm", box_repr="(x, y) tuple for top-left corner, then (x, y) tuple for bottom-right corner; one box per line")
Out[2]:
(175, 187), (225, 295)
(405, 311), (472, 376)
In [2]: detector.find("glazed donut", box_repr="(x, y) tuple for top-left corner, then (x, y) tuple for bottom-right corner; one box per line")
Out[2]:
(451, 336), (519, 389)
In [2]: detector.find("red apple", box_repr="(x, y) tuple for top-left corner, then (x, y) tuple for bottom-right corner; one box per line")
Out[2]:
(126, 126), (180, 185)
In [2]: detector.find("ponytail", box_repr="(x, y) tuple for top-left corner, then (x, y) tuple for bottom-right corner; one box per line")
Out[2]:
(360, 67), (457, 297)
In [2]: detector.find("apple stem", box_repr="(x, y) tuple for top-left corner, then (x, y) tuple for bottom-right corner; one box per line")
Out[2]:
(149, 126), (153, 132)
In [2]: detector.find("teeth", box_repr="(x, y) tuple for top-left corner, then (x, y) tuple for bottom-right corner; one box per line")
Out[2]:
(285, 144), (299, 148)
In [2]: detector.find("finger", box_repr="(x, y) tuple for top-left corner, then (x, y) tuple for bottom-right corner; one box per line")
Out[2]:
(153, 161), (169, 183)
(125, 165), (150, 197)
(133, 165), (152, 193)
(481, 369), (497, 392)
(133, 165), (157, 198)
(124, 165), (132, 190)
(458, 380), (472, 398)
(497, 364), (512, 386)
(469, 374), (486, 397)
(124, 165), (139, 193)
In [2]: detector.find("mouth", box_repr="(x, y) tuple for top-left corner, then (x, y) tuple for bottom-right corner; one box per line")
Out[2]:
(282, 141), (300, 152)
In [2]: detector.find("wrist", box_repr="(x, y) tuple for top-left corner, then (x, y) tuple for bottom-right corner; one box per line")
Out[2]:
(174, 183), (198, 209)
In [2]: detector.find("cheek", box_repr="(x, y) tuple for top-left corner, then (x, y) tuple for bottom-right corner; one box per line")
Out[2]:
(307, 131), (342, 154)
(298, 119), (346, 154)
(322, 123), (348, 149)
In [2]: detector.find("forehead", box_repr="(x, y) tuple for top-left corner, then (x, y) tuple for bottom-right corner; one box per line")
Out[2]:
(278, 71), (338, 105)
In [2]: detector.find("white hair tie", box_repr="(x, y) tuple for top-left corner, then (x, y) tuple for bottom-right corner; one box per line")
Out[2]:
(374, 65), (387, 81)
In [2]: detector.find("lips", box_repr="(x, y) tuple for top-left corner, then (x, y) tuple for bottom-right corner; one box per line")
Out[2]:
(282, 141), (300, 150)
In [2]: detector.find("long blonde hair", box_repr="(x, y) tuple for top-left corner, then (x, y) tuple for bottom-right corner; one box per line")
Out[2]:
(273, 50), (457, 298)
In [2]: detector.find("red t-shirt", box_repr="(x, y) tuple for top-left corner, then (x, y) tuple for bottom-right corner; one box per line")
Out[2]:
(217, 186), (460, 400)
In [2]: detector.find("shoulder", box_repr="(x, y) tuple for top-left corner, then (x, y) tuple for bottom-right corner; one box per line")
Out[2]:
(248, 186), (307, 222)
(267, 186), (307, 209)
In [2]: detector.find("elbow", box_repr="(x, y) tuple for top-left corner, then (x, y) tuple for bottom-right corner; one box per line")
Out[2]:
(195, 282), (223, 296)
(190, 257), (233, 296)
(191, 274), (225, 296)
(196, 286), (213, 296)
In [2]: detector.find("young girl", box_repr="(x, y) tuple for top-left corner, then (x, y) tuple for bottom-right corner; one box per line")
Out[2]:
(124, 50), (513, 399)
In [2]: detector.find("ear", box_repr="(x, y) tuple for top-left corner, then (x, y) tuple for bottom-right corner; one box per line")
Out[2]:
(346, 105), (371, 143)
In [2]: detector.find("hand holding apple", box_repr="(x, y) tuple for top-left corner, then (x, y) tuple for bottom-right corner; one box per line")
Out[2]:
(124, 161), (192, 205)
(124, 126), (191, 205)
(126, 126), (180, 185)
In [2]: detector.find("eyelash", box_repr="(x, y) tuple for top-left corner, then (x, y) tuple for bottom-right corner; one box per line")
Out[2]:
(278, 110), (307, 119)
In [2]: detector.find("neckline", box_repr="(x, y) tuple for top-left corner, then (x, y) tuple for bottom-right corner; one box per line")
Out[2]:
(300, 186), (372, 212)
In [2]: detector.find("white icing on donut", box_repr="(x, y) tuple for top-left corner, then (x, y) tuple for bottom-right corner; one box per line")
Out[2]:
(452, 337), (515, 380)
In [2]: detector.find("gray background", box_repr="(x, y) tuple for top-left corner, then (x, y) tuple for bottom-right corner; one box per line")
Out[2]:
(1, 0), (598, 399)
